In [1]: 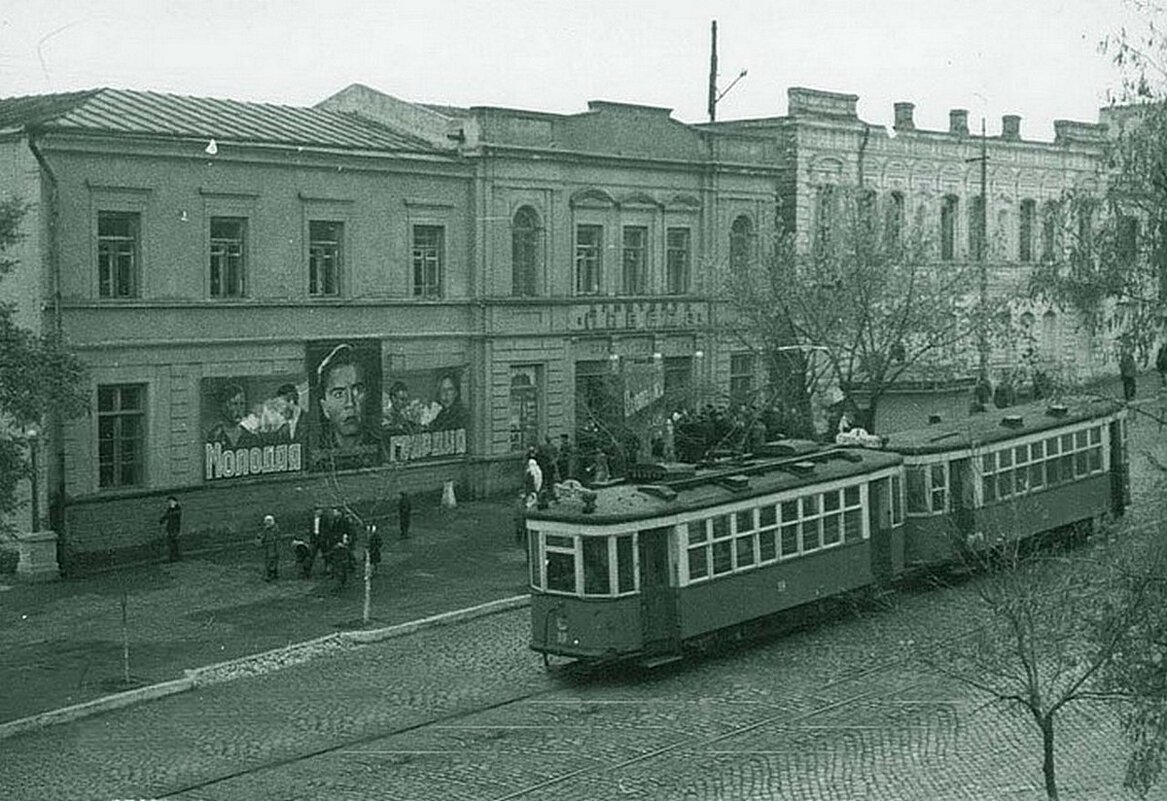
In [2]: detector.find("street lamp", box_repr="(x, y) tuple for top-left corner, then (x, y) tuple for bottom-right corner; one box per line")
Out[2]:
(24, 422), (40, 533)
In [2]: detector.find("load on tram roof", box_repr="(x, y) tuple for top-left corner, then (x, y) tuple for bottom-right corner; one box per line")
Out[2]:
(526, 443), (903, 525)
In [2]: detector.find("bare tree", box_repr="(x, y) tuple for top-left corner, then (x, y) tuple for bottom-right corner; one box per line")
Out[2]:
(725, 190), (998, 433)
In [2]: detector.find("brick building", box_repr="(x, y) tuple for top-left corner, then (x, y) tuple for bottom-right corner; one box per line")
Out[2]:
(706, 87), (1116, 389)
(0, 86), (779, 564)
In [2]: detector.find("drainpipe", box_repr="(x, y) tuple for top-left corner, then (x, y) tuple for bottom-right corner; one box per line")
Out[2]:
(26, 132), (69, 559)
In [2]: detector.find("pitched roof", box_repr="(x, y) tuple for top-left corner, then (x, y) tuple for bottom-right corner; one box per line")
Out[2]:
(0, 88), (434, 152)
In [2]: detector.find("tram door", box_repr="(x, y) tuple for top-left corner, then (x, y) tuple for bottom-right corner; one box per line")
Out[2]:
(638, 526), (677, 649)
(869, 478), (893, 585)
(1110, 419), (1129, 516)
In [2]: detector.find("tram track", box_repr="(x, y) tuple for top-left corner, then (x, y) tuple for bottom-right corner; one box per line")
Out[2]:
(154, 587), (986, 801)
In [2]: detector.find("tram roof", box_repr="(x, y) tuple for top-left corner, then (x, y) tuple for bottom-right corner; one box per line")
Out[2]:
(881, 396), (1124, 456)
(526, 447), (902, 526)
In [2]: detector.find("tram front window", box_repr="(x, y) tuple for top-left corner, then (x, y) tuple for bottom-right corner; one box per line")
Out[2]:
(583, 537), (611, 594)
(546, 551), (575, 593)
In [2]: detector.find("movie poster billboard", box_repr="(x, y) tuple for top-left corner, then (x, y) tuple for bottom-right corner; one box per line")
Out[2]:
(380, 362), (469, 463)
(201, 374), (307, 481)
(306, 339), (384, 472)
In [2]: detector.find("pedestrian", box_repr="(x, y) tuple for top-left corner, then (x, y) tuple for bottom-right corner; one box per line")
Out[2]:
(1120, 348), (1138, 402)
(300, 506), (325, 579)
(330, 508), (354, 590)
(513, 492), (528, 544)
(366, 523), (382, 575)
(398, 491), (412, 539)
(257, 514), (280, 582)
(1156, 343), (1167, 388)
(159, 496), (182, 562)
(524, 452), (543, 509)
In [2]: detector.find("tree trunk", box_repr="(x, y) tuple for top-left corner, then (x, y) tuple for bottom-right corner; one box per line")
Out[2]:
(1041, 714), (1059, 801)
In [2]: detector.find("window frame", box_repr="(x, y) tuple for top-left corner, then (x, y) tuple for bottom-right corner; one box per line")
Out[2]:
(905, 458), (950, 516)
(1019, 199), (1036, 263)
(977, 423), (1107, 506)
(411, 224), (445, 298)
(621, 225), (649, 295)
(97, 211), (142, 299)
(940, 195), (958, 262)
(729, 352), (756, 405)
(530, 529), (640, 598)
(575, 223), (603, 296)
(308, 219), (344, 297)
(97, 383), (147, 489)
(209, 216), (248, 299)
(665, 226), (691, 295)
(511, 206), (542, 297)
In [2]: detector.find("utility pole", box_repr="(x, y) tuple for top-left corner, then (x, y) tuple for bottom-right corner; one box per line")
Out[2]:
(708, 21), (718, 122)
(707, 21), (746, 123)
(966, 118), (990, 383)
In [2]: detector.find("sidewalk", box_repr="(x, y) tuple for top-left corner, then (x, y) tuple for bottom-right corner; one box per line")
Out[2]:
(0, 494), (528, 725)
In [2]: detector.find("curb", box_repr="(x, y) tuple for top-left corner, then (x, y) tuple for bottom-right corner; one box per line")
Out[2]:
(0, 594), (530, 742)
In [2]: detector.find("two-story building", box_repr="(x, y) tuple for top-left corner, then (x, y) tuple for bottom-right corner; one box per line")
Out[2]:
(0, 86), (780, 566)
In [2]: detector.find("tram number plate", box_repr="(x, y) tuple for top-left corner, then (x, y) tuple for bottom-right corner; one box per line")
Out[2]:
(776, 579), (787, 592)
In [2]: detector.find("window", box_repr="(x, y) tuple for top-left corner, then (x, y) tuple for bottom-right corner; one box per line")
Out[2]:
(543, 534), (576, 593)
(509, 366), (540, 452)
(666, 227), (691, 294)
(622, 226), (648, 295)
(968, 196), (985, 260)
(575, 224), (603, 295)
(98, 212), (140, 298)
(411, 225), (444, 298)
(309, 220), (342, 297)
(1042, 201), (1062, 262)
(1019, 200), (1036, 262)
(979, 425), (1105, 504)
(730, 353), (755, 404)
(209, 217), (246, 298)
(940, 195), (958, 261)
(512, 206), (541, 297)
(729, 215), (753, 272)
(98, 384), (146, 488)
(906, 462), (948, 515)
(814, 186), (836, 254)
(885, 191), (905, 251)
(1077, 201), (1095, 252)
(582, 537), (611, 595)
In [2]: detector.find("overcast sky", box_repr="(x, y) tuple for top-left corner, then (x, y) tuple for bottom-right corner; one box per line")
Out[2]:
(0, 0), (1149, 141)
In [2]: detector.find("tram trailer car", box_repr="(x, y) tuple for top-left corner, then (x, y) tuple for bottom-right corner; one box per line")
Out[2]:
(882, 396), (1128, 569)
(527, 396), (1128, 665)
(526, 444), (905, 663)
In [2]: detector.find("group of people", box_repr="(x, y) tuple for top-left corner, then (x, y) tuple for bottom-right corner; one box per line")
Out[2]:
(161, 491), (421, 586)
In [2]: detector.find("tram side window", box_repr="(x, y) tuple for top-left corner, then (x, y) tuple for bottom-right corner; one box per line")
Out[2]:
(545, 534), (576, 593)
(1088, 427), (1103, 472)
(780, 500), (799, 557)
(822, 490), (843, 546)
(583, 537), (611, 595)
(616, 534), (635, 593)
(801, 495), (822, 552)
(735, 509), (757, 568)
(1029, 440), (1045, 488)
(711, 514), (733, 575)
(930, 464), (948, 511)
(758, 505), (778, 562)
(687, 520), (710, 581)
(529, 530), (540, 588)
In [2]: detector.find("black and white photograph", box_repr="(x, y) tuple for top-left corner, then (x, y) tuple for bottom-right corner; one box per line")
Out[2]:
(6, 1), (1167, 799)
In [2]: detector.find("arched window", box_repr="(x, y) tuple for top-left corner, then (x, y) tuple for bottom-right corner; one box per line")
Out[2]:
(1019, 200), (1036, 262)
(885, 191), (905, 251)
(512, 206), (541, 297)
(940, 195), (959, 262)
(1042, 201), (1062, 262)
(729, 215), (754, 273)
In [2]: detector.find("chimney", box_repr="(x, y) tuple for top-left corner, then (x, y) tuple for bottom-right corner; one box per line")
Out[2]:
(1002, 114), (1022, 141)
(949, 109), (969, 135)
(893, 102), (915, 131)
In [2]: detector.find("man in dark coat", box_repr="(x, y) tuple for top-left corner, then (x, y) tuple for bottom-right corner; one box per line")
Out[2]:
(257, 514), (280, 582)
(1120, 348), (1138, 402)
(398, 491), (412, 539)
(159, 496), (182, 562)
(1157, 343), (1167, 388)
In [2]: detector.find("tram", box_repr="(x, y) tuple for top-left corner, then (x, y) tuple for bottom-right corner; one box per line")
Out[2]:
(526, 396), (1128, 664)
